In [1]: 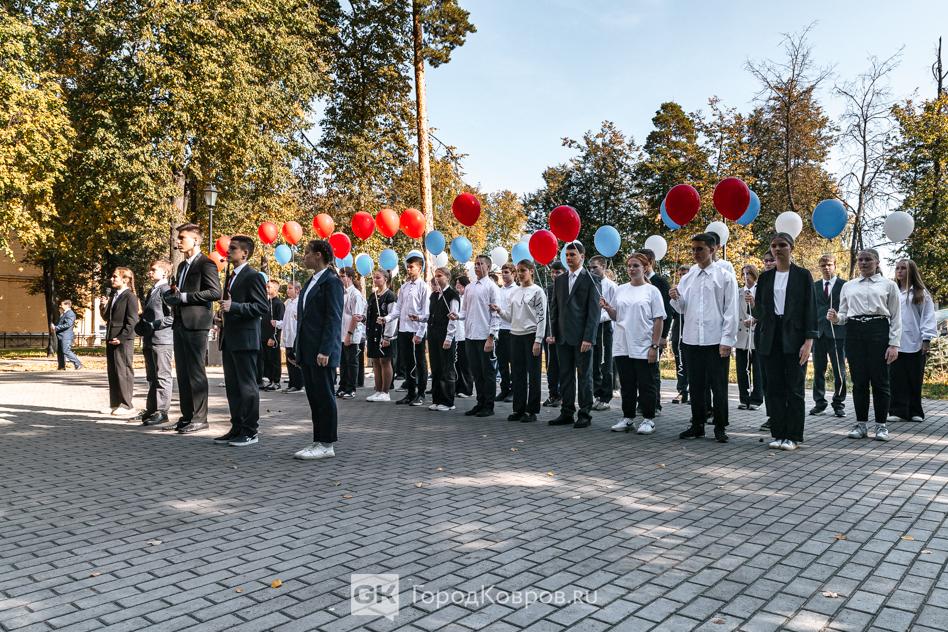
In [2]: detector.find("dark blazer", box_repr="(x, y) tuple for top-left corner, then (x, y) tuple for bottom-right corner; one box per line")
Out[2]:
(166, 254), (222, 331)
(753, 264), (818, 355)
(100, 291), (140, 341)
(220, 265), (269, 352)
(296, 269), (344, 368)
(55, 309), (76, 342)
(550, 268), (600, 347)
(136, 284), (175, 346)
(814, 277), (845, 339)
(650, 273), (673, 339)
(261, 297), (285, 345)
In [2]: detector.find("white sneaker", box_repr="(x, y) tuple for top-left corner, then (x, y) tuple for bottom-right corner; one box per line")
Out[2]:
(874, 424), (890, 441)
(911, 416), (924, 422)
(375, 392), (391, 402)
(637, 419), (655, 435)
(366, 392), (380, 402)
(781, 440), (798, 451)
(768, 439), (784, 449)
(592, 400), (612, 411)
(112, 407), (138, 418)
(886, 415), (905, 423)
(848, 423), (868, 439)
(295, 443), (335, 460)
(432, 404), (453, 411)
(428, 403), (441, 411)
(99, 406), (118, 415)
(293, 442), (319, 459)
(457, 393), (470, 399)
(610, 418), (634, 432)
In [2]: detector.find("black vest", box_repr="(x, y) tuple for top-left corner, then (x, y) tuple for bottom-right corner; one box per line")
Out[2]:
(428, 287), (460, 340)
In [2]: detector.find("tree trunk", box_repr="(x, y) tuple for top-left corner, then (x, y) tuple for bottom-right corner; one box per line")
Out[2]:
(42, 256), (57, 356)
(170, 169), (188, 266)
(412, 0), (435, 276)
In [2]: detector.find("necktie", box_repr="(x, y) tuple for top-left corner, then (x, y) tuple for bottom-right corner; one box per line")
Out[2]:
(179, 262), (191, 289)
(824, 281), (830, 298)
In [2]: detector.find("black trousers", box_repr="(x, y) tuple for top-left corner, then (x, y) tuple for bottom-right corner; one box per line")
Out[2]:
(429, 334), (457, 406)
(545, 342), (560, 398)
(106, 339), (135, 409)
(260, 341), (281, 385)
(671, 336), (688, 396)
(890, 350), (926, 420)
(511, 334), (542, 414)
(223, 348), (260, 437)
(357, 341), (366, 387)
(616, 356), (657, 420)
(762, 322), (807, 442)
(556, 343), (594, 419)
(736, 348), (764, 406)
(592, 322), (614, 402)
(143, 344), (173, 413)
(396, 331), (428, 398)
(303, 364), (337, 443)
(455, 341), (473, 396)
(650, 352), (662, 411)
(284, 347), (303, 389)
(845, 319), (890, 424)
(340, 343), (359, 393)
(683, 343), (729, 428)
(813, 335), (847, 411)
(497, 330), (513, 395)
(466, 339), (495, 411)
(173, 328), (210, 422)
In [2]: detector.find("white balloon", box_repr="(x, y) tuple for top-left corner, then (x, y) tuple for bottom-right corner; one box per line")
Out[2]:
(490, 246), (509, 268)
(706, 221), (730, 246)
(434, 251), (449, 267)
(464, 261), (475, 276)
(884, 211), (914, 243)
(643, 235), (668, 261)
(775, 211), (803, 239)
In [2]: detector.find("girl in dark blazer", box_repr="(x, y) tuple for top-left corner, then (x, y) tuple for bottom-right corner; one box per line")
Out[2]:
(749, 233), (818, 451)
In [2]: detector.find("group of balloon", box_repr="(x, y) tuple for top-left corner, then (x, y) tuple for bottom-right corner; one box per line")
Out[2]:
(204, 177), (917, 275)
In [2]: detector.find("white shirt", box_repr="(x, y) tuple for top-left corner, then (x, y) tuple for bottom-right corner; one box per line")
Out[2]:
(671, 263), (739, 347)
(385, 277), (430, 337)
(835, 274), (902, 346)
(599, 276), (618, 323)
(455, 295), (467, 341)
(567, 270), (580, 294)
(898, 288), (937, 353)
(342, 284), (367, 343)
(774, 270), (789, 316)
(497, 283), (517, 331)
(301, 268), (327, 310)
(177, 252), (202, 304)
(460, 276), (500, 340)
(228, 262), (248, 292)
(496, 284), (547, 342)
(612, 283), (666, 359)
(431, 289), (460, 343)
(737, 285), (757, 350)
(277, 296), (299, 348)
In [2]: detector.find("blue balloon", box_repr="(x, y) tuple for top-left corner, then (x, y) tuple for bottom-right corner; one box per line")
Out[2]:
(737, 190), (761, 227)
(594, 225), (621, 257)
(274, 244), (293, 265)
(335, 253), (353, 269)
(660, 198), (680, 230)
(812, 199), (848, 239)
(512, 241), (533, 264)
(450, 236), (472, 263)
(424, 230), (445, 255)
(405, 249), (426, 271)
(354, 253), (373, 276)
(379, 249), (398, 271)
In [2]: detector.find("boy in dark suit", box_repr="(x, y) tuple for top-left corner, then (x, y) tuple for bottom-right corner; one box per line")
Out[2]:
(216, 235), (269, 446)
(99, 268), (140, 417)
(136, 260), (175, 425)
(811, 254), (847, 417)
(53, 300), (82, 370)
(294, 240), (344, 460)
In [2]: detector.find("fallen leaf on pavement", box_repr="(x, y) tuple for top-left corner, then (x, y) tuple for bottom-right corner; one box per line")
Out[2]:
(922, 549), (932, 555)
(270, 579), (282, 589)
(147, 540), (162, 546)
(900, 535), (914, 541)
(657, 463), (666, 468)
(546, 471), (555, 477)
(333, 481), (342, 486)
(342, 494), (353, 499)
(235, 587), (243, 593)
(712, 619), (726, 625)
(822, 591), (839, 598)
(435, 467), (444, 472)
(89, 572), (101, 577)
(415, 482), (424, 488)
(834, 533), (847, 541)
(511, 448), (519, 452)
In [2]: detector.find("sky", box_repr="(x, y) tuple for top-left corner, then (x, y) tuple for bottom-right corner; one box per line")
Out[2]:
(424, 0), (948, 196)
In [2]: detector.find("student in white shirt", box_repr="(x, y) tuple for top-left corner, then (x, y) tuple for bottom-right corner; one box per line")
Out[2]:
(828, 249), (901, 441)
(669, 233), (739, 443)
(452, 255), (501, 417)
(380, 255), (430, 406)
(338, 267), (366, 399)
(588, 256), (617, 411)
(496, 263), (517, 401)
(736, 265), (763, 410)
(601, 253), (666, 435)
(888, 259), (937, 423)
(453, 276), (474, 398)
(275, 281), (303, 393)
(491, 261), (547, 422)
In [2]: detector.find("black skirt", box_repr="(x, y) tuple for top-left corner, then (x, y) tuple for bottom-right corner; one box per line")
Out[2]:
(366, 290), (396, 359)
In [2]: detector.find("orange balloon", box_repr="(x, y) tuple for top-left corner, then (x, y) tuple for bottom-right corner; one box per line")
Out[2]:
(376, 208), (400, 238)
(209, 251), (226, 271)
(313, 213), (334, 238)
(282, 221), (303, 245)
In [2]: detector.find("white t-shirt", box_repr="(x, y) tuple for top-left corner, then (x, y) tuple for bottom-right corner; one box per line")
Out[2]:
(612, 283), (667, 359)
(774, 270), (789, 316)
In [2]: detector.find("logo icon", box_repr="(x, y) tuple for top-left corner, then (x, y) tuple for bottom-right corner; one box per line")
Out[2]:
(351, 574), (399, 620)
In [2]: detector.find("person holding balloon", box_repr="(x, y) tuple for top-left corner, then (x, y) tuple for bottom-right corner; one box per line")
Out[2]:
(365, 270), (398, 402)
(338, 267), (367, 400)
(453, 254), (502, 418)
(495, 263), (518, 403)
(588, 256), (617, 413)
(258, 280), (285, 391)
(735, 264), (763, 412)
(542, 262), (566, 408)
(827, 249), (901, 442)
(810, 254), (847, 418)
(639, 250), (673, 415)
(669, 233), (739, 443)
(668, 264), (691, 406)
(747, 233), (818, 452)
(379, 254), (430, 407)
(888, 259), (937, 423)
(427, 267), (461, 412)
(274, 281), (303, 393)
(453, 276), (474, 399)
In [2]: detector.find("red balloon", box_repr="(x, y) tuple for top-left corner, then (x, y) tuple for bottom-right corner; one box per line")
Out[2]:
(258, 222), (278, 245)
(209, 251), (226, 271)
(329, 232), (351, 260)
(549, 205), (581, 242)
(214, 235), (231, 258)
(351, 212), (375, 240)
(376, 208), (400, 238)
(281, 221), (303, 245)
(713, 177), (751, 221)
(665, 185), (701, 226)
(452, 193), (481, 226)
(400, 208), (426, 239)
(528, 229), (558, 266)
(313, 213), (334, 238)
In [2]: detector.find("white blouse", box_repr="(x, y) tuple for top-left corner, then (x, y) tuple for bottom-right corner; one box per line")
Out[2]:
(341, 285), (367, 344)
(774, 270), (789, 316)
(899, 288), (937, 353)
(836, 274), (902, 347)
(496, 284), (547, 342)
(612, 283), (666, 360)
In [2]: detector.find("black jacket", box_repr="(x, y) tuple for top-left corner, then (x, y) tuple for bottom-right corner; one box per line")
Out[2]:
(136, 284), (175, 346)
(814, 277), (846, 340)
(753, 264), (818, 355)
(550, 268), (600, 347)
(261, 296), (285, 345)
(166, 254), (222, 331)
(650, 273), (673, 339)
(220, 265), (269, 352)
(296, 269), (344, 368)
(100, 291), (140, 342)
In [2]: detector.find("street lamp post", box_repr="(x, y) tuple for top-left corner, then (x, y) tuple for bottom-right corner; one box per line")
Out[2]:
(203, 183), (218, 243)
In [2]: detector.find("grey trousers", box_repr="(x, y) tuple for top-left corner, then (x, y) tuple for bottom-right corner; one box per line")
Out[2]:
(144, 344), (174, 413)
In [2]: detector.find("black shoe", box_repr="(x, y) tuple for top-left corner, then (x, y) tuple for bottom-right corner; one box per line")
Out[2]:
(521, 413), (537, 423)
(503, 395), (513, 403)
(714, 427), (729, 443)
(213, 430), (240, 444)
(497, 390), (511, 400)
(542, 397), (557, 407)
(228, 434), (258, 446)
(549, 414), (574, 426)
(177, 421), (208, 434)
(738, 403), (748, 410)
(395, 396), (413, 405)
(748, 404), (759, 411)
(507, 412), (524, 421)
(679, 426), (705, 439)
(759, 419), (771, 431)
(163, 418), (191, 432)
(142, 411), (169, 426)
(475, 409), (494, 418)
(74, 364), (84, 370)
(464, 406), (481, 417)
(410, 397), (425, 407)
(809, 405), (827, 415)
(573, 418), (591, 429)
(834, 409), (845, 418)
(133, 410), (154, 421)
(265, 384), (280, 391)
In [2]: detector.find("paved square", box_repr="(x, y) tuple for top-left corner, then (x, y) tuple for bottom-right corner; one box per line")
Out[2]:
(1, 369), (947, 631)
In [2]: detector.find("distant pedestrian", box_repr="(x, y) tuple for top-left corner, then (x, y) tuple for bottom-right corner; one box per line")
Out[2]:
(53, 300), (82, 370)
